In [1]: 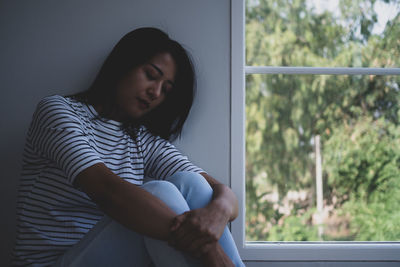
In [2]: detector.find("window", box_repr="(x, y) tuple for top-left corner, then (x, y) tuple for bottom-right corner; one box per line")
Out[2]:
(230, 0), (400, 261)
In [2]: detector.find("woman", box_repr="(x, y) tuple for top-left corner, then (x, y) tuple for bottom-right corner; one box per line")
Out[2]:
(13, 27), (244, 266)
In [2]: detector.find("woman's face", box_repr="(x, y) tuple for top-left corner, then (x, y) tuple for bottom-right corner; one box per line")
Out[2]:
(114, 52), (176, 120)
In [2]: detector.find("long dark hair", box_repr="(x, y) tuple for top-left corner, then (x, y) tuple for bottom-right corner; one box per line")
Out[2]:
(71, 27), (196, 141)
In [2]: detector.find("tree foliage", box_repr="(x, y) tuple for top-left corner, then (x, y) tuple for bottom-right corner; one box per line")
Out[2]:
(323, 117), (400, 240)
(245, 0), (400, 241)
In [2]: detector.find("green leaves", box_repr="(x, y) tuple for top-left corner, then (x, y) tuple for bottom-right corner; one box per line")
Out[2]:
(245, 0), (400, 241)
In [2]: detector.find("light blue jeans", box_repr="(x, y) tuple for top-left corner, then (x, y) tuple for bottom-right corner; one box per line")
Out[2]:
(54, 171), (244, 267)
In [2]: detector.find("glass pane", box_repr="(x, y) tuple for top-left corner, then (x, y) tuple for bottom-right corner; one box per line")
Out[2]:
(246, 0), (400, 68)
(245, 73), (400, 241)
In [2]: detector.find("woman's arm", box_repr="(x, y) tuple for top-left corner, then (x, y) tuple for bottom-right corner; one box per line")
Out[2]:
(75, 162), (176, 240)
(200, 172), (239, 222)
(169, 172), (239, 256)
(76, 164), (234, 266)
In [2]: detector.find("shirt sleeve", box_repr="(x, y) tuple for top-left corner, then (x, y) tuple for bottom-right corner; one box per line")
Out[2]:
(140, 127), (204, 180)
(27, 95), (103, 184)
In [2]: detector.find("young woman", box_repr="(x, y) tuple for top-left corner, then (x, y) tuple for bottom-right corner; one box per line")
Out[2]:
(13, 27), (244, 266)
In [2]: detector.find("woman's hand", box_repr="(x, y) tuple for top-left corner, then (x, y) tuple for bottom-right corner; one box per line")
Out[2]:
(168, 202), (229, 257)
(167, 172), (238, 257)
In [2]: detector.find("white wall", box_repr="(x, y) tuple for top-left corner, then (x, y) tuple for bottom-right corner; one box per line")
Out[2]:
(0, 0), (230, 265)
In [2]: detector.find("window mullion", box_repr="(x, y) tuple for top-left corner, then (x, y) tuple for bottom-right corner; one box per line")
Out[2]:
(246, 66), (400, 75)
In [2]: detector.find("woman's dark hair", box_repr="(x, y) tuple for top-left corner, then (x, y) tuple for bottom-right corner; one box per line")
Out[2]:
(71, 27), (196, 141)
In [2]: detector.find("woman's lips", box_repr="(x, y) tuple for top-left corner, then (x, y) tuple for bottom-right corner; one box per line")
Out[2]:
(137, 97), (150, 109)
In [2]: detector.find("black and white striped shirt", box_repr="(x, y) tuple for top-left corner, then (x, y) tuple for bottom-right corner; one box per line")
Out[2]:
(13, 95), (203, 266)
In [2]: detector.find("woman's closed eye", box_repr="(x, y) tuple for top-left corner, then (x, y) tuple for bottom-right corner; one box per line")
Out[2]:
(145, 70), (157, 80)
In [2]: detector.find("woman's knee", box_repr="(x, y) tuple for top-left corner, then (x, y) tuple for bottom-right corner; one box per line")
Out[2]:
(168, 171), (211, 191)
(141, 180), (189, 214)
(142, 180), (177, 196)
(166, 171), (213, 210)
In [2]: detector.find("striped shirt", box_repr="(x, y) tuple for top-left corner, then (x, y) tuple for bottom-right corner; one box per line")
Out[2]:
(13, 95), (203, 266)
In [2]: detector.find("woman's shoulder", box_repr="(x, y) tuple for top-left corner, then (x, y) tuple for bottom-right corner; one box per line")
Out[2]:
(37, 94), (76, 110)
(38, 94), (91, 113)
(32, 95), (87, 127)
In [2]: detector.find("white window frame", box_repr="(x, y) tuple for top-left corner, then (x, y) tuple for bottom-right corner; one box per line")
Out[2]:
(230, 0), (400, 262)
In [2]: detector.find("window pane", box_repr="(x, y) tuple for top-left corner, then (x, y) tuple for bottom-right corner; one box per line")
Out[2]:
(246, 0), (400, 68)
(245, 73), (400, 241)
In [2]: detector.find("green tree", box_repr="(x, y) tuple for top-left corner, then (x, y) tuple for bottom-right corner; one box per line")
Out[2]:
(245, 0), (400, 241)
(323, 116), (400, 240)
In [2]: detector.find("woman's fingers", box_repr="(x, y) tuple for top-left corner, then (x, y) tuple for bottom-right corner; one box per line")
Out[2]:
(170, 229), (215, 258)
(169, 207), (229, 258)
(169, 227), (199, 251)
(170, 213), (187, 232)
(186, 236), (214, 256)
(171, 209), (221, 243)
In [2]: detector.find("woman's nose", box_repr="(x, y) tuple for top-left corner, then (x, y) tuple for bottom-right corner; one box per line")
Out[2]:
(148, 82), (162, 100)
